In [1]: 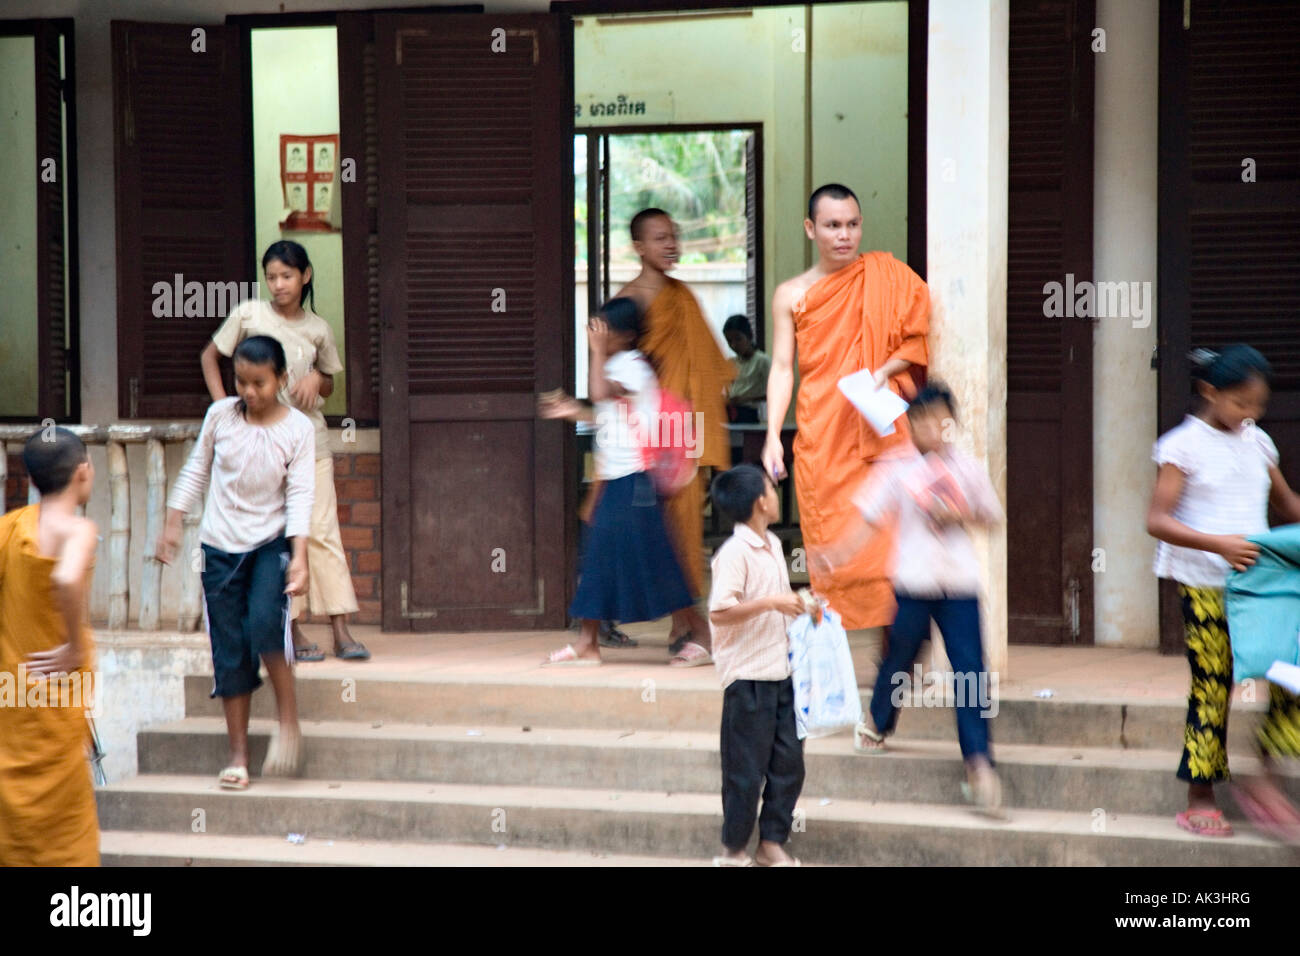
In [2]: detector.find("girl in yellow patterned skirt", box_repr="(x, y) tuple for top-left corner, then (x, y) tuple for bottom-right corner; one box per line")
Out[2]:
(1148, 345), (1300, 838)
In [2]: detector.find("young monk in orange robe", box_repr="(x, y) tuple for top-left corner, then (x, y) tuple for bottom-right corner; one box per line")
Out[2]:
(0, 429), (101, 866)
(764, 185), (930, 630)
(616, 208), (734, 664)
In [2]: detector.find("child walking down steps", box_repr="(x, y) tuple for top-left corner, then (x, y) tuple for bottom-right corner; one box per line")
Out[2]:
(160, 335), (313, 789)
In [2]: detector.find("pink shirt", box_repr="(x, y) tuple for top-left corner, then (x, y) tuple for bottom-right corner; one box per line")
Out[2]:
(852, 448), (1002, 598)
(709, 523), (793, 689)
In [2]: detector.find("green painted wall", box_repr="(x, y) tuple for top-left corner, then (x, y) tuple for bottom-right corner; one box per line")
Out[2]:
(250, 26), (347, 417)
(0, 36), (38, 417)
(813, 2), (909, 261)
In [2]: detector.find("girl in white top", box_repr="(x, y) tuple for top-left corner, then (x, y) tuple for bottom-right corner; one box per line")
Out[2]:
(158, 335), (314, 791)
(537, 298), (708, 665)
(1147, 344), (1300, 838)
(201, 240), (366, 663)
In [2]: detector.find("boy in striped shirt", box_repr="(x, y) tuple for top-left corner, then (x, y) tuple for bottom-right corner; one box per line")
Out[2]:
(709, 463), (809, 867)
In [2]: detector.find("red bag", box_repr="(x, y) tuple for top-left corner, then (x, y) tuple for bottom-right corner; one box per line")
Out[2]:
(638, 389), (698, 496)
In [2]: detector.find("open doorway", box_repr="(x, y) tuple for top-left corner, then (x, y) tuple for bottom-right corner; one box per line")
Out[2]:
(573, 126), (761, 398)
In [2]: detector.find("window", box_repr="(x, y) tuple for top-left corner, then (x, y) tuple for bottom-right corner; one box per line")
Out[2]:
(0, 19), (78, 423)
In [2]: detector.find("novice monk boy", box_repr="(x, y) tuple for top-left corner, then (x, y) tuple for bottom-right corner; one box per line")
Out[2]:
(0, 429), (101, 866)
(709, 463), (808, 867)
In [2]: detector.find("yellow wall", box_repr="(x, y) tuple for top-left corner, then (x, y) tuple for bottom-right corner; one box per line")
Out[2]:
(0, 36), (39, 416)
(574, 3), (910, 347)
(250, 26), (347, 417)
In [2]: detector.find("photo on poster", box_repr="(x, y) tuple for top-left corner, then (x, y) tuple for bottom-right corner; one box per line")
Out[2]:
(315, 142), (334, 172)
(285, 142), (308, 172)
(289, 183), (308, 211)
(313, 182), (332, 213)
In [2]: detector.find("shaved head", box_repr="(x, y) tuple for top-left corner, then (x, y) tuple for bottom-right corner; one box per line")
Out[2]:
(23, 427), (88, 495)
(808, 183), (859, 222)
(630, 207), (671, 241)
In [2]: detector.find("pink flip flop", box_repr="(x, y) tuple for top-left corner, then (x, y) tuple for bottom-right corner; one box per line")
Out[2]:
(668, 641), (712, 668)
(542, 644), (602, 667)
(1174, 808), (1234, 838)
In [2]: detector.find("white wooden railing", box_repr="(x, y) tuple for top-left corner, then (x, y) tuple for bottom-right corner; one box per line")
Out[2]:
(0, 423), (203, 631)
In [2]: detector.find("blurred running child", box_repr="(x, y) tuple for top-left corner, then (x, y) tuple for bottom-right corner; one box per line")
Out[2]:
(816, 383), (1005, 817)
(539, 297), (711, 666)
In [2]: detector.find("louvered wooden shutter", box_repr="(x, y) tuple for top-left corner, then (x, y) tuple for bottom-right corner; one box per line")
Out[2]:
(394, 26), (544, 395)
(112, 21), (250, 419)
(1158, 0), (1300, 650)
(35, 21), (76, 422)
(744, 131), (762, 346)
(338, 13), (381, 424)
(1161, 0), (1300, 422)
(1006, 0), (1095, 645)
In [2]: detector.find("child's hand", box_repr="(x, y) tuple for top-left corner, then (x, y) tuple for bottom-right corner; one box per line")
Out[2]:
(810, 542), (847, 578)
(26, 642), (84, 677)
(587, 316), (610, 355)
(155, 527), (181, 565)
(769, 592), (806, 618)
(538, 391), (584, 421)
(289, 369), (323, 409)
(927, 496), (964, 528)
(1217, 535), (1260, 572)
(285, 555), (309, 596)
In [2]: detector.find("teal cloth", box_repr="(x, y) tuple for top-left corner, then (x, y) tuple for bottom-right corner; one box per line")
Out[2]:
(1225, 523), (1300, 681)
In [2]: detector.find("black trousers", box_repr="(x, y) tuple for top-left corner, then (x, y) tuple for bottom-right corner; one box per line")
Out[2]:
(720, 677), (805, 849)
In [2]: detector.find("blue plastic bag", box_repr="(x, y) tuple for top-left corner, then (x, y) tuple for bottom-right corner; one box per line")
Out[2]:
(787, 607), (863, 739)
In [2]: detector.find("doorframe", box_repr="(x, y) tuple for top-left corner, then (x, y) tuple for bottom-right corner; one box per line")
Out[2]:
(574, 122), (765, 348)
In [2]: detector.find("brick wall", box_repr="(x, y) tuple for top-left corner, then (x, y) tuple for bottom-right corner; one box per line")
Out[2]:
(5, 454), (29, 512)
(328, 452), (383, 625)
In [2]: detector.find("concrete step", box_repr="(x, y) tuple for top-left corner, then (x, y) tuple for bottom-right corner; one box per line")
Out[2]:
(182, 673), (1266, 751)
(99, 830), (699, 867)
(137, 717), (1300, 819)
(96, 773), (1300, 866)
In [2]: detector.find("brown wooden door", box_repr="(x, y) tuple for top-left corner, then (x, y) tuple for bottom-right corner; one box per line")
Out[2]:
(1006, 0), (1095, 645)
(112, 20), (251, 419)
(1157, 0), (1300, 652)
(377, 13), (575, 631)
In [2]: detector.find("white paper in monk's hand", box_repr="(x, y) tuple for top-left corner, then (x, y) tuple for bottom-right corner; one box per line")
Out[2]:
(837, 368), (910, 437)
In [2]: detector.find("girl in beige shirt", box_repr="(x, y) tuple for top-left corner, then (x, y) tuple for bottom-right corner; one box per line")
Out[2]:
(200, 241), (368, 662)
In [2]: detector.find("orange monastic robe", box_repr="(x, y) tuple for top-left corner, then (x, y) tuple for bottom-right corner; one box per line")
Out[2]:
(793, 252), (930, 629)
(640, 278), (735, 597)
(0, 505), (100, 866)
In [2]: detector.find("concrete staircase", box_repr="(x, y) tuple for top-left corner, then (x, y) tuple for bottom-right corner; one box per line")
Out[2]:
(96, 671), (1300, 866)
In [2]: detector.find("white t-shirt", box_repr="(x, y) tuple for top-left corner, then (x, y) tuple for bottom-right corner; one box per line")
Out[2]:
(1152, 414), (1279, 588)
(167, 397), (315, 554)
(593, 349), (659, 481)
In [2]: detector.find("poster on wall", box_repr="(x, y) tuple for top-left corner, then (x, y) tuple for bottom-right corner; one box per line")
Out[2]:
(279, 133), (340, 232)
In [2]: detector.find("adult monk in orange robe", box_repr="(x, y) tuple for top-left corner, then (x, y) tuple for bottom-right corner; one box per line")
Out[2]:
(764, 185), (930, 630)
(616, 208), (734, 663)
(0, 429), (101, 866)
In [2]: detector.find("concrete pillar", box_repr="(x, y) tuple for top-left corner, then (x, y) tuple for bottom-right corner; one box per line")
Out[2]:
(925, 0), (1010, 677)
(1093, 0), (1160, 647)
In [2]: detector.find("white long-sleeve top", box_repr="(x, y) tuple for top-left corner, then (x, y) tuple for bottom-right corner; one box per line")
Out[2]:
(167, 397), (315, 554)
